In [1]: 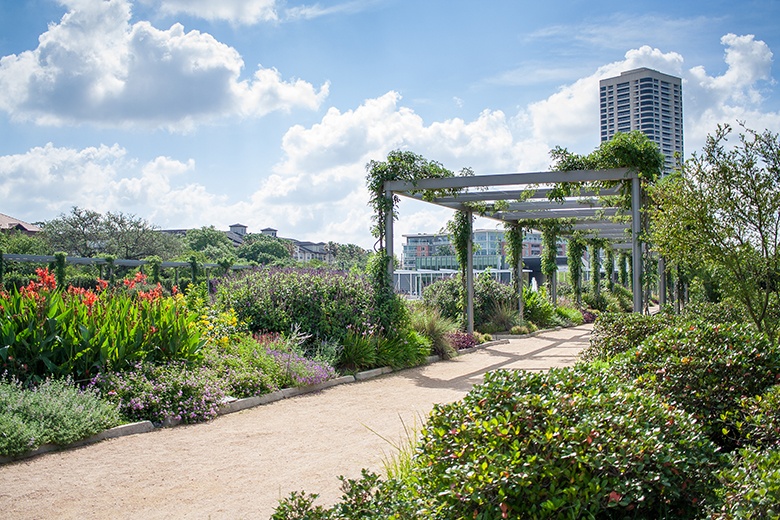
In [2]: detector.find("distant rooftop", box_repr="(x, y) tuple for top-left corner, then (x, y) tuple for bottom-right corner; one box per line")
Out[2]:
(0, 212), (41, 233)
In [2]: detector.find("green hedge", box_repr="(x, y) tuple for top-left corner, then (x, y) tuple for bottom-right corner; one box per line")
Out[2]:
(214, 267), (383, 344)
(412, 366), (719, 519)
(621, 321), (780, 449)
(582, 312), (673, 362)
(709, 447), (780, 519)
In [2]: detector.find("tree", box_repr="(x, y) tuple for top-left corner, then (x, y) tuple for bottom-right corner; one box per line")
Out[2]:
(650, 124), (780, 342)
(43, 207), (105, 257)
(237, 234), (290, 264)
(183, 226), (234, 261)
(42, 207), (180, 260)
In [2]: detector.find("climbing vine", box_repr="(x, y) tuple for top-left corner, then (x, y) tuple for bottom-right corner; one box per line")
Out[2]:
(504, 221), (527, 297)
(365, 150), (472, 333)
(446, 210), (474, 326)
(566, 232), (587, 305)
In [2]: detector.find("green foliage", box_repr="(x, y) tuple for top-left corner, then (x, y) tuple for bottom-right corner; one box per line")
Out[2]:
(410, 306), (457, 360)
(650, 125), (780, 342)
(413, 366), (719, 519)
(93, 361), (226, 424)
(522, 286), (558, 328)
(0, 269), (203, 384)
(376, 330), (430, 370)
(201, 334), (280, 397)
(539, 220), (563, 289)
(567, 233), (587, 304)
(679, 300), (746, 325)
(504, 221), (526, 296)
(709, 447), (780, 519)
(421, 276), (461, 323)
(43, 206), (176, 260)
(215, 267), (382, 345)
(0, 376), (121, 456)
(623, 321), (780, 448)
(554, 305), (584, 326)
(338, 331), (378, 372)
(730, 385), (780, 451)
(582, 312), (671, 362)
(237, 234), (291, 264)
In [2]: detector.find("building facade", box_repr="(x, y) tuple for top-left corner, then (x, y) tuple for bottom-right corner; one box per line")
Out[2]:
(599, 67), (683, 173)
(402, 229), (565, 271)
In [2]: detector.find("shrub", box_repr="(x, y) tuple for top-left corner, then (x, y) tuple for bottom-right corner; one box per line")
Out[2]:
(730, 384), (780, 450)
(555, 305), (584, 326)
(484, 300), (519, 332)
(0, 376), (121, 456)
(444, 331), (477, 351)
(376, 330), (431, 370)
(473, 273), (516, 329)
(582, 312), (672, 362)
(413, 366), (720, 519)
(92, 361), (226, 425)
(679, 300), (746, 325)
(622, 321), (780, 448)
(709, 447), (780, 519)
(510, 324), (531, 335)
(410, 307), (457, 360)
(421, 277), (460, 323)
(338, 331), (378, 373)
(214, 267), (379, 345)
(202, 335), (279, 397)
(522, 286), (558, 328)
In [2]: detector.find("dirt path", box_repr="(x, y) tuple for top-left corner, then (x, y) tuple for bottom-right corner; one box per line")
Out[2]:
(0, 325), (591, 519)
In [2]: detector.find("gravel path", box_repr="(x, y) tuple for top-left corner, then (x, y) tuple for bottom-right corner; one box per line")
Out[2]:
(0, 324), (591, 519)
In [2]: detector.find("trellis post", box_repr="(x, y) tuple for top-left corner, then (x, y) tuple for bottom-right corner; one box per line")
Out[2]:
(631, 176), (643, 313)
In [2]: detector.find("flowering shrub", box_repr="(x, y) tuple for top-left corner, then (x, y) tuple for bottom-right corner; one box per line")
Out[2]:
(444, 330), (477, 350)
(0, 268), (204, 383)
(582, 312), (673, 362)
(0, 376), (121, 456)
(92, 361), (226, 424)
(215, 267), (379, 344)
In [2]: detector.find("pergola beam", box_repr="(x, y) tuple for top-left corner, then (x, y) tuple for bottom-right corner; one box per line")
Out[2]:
(383, 166), (646, 326)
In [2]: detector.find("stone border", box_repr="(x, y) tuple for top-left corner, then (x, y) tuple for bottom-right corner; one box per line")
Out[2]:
(0, 337), (527, 464)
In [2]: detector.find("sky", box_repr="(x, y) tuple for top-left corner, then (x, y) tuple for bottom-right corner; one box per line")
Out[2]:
(1, 0), (778, 252)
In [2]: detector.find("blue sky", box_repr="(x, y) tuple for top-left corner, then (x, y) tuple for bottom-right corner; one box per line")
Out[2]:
(1, 0), (778, 251)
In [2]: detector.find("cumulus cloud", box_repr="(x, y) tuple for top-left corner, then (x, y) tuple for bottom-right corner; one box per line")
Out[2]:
(148, 0), (278, 24)
(0, 0), (328, 130)
(519, 34), (777, 156)
(0, 143), (233, 227)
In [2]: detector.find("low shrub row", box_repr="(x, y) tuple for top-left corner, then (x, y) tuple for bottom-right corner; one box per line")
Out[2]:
(274, 366), (722, 519)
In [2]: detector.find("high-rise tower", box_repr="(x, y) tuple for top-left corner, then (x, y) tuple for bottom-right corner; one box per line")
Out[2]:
(599, 67), (683, 173)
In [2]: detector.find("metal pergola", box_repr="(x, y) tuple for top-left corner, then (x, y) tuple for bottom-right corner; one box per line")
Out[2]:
(383, 167), (644, 332)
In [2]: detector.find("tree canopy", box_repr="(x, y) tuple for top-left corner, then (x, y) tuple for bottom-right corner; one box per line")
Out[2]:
(43, 207), (180, 260)
(650, 124), (780, 341)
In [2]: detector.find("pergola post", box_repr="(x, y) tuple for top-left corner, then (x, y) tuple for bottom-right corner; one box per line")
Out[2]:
(518, 233), (524, 321)
(466, 209), (475, 334)
(631, 176), (643, 313)
(384, 188), (394, 284)
(658, 256), (667, 307)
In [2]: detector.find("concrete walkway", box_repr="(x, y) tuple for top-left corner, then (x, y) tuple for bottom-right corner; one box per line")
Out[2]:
(0, 324), (592, 520)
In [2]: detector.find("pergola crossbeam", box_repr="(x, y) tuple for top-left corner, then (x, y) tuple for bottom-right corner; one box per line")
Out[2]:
(383, 166), (645, 332)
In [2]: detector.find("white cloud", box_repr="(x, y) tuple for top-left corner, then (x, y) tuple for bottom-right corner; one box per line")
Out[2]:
(0, 0), (327, 130)
(2, 33), (777, 250)
(149, 0), (279, 24)
(519, 34), (778, 157)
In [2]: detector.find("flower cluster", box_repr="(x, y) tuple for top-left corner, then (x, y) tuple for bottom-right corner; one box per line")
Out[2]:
(266, 347), (337, 387)
(92, 361), (226, 424)
(445, 331), (478, 350)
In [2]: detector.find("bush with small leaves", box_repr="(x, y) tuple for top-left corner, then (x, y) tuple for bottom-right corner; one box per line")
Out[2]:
(708, 447), (780, 519)
(582, 312), (673, 362)
(621, 321), (780, 449)
(413, 366), (719, 519)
